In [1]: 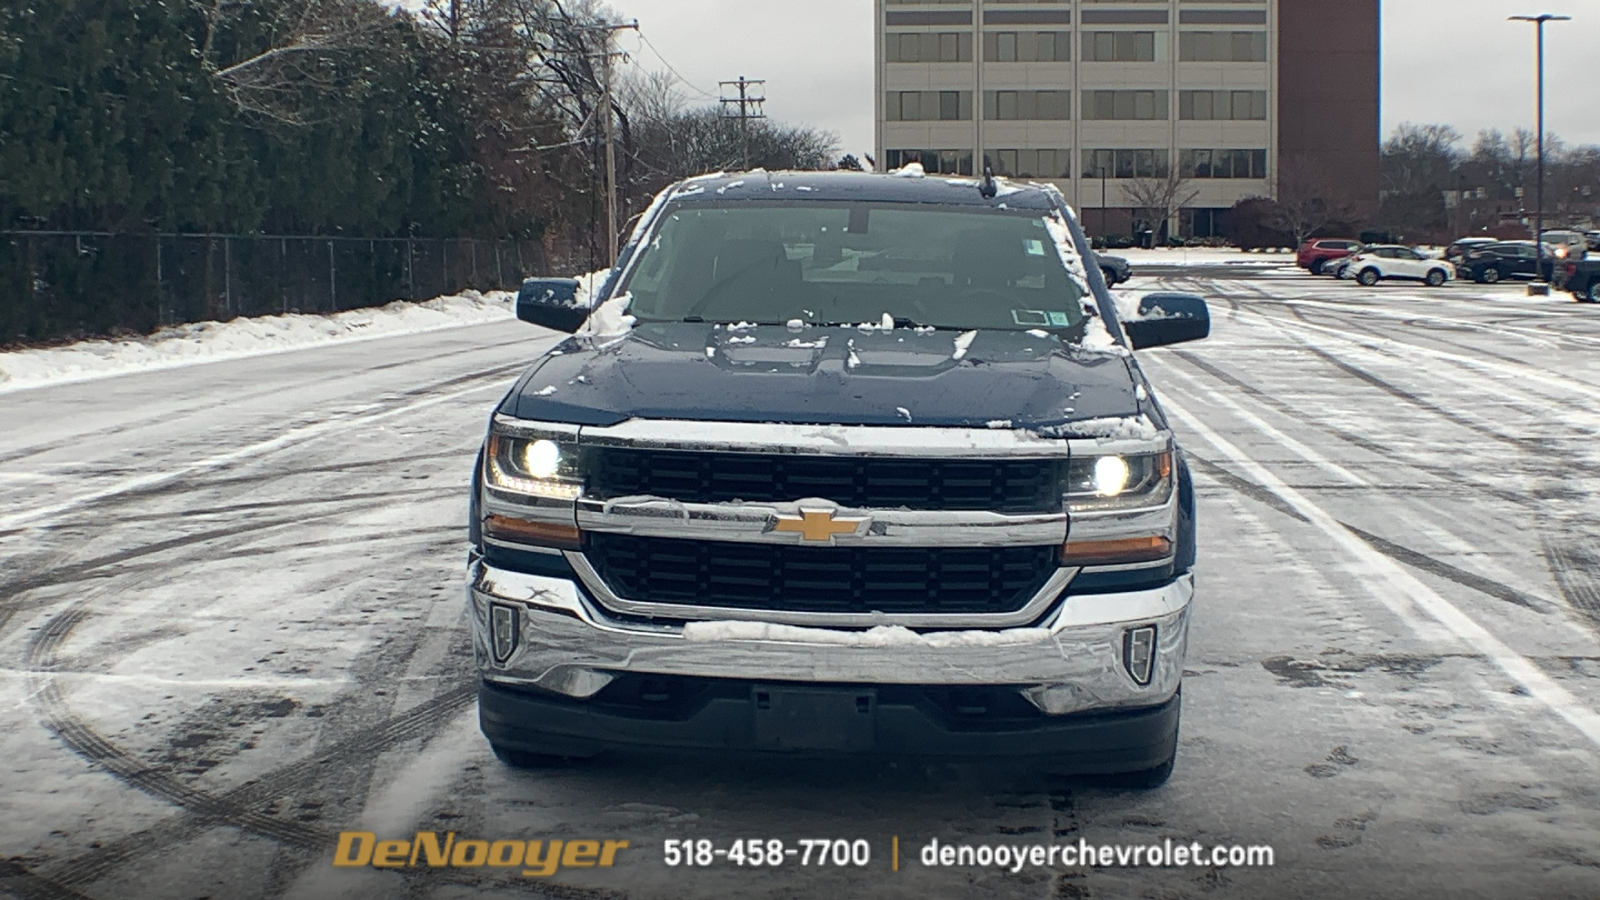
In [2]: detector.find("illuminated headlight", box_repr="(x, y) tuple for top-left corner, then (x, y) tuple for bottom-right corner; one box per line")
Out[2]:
(1062, 450), (1176, 566)
(1065, 451), (1173, 512)
(485, 430), (583, 500)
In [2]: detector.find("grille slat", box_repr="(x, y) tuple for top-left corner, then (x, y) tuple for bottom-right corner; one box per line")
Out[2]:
(586, 448), (1063, 512)
(586, 534), (1057, 615)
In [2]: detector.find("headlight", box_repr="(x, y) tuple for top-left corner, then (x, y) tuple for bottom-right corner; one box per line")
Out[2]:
(1065, 450), (1172, 512)
(485, 430), (583, 500)
(1062, 450), (1175, 566)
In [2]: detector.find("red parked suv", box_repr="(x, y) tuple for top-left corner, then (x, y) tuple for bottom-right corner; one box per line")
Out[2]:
(1297, 239), (1363, 275)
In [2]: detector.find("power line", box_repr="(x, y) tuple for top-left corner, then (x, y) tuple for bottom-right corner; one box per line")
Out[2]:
(634, 30), (720, 102)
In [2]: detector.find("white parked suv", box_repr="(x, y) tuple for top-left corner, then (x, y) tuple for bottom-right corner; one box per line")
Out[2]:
(1342, 245), (1455, 287)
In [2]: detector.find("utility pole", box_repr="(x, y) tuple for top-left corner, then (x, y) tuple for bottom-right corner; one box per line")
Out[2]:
(1510, 13), (1570, 295)
(719, 76), (767, 170)
(601, 48), (620, 265)
(590, 20), (637, 265)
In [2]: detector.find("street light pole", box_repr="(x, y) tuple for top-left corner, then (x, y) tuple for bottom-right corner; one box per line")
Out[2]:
(1510, 13), (1570, 295)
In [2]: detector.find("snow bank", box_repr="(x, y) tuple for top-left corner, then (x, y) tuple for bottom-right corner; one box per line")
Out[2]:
(0, 290), (520, 395)
(1110, 247), (1294, 267)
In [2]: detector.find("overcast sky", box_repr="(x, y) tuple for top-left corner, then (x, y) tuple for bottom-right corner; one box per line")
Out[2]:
(622, 0), (1600, 158)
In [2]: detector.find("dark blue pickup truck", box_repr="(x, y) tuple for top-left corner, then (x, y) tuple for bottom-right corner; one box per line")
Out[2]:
(467, 169), (1210, 787)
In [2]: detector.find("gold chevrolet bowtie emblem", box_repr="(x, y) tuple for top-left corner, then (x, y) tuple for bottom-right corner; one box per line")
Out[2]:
(773, 509), (868, 543)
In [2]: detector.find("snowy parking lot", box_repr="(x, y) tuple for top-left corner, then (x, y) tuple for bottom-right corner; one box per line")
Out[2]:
(2, 268), (1599, 900)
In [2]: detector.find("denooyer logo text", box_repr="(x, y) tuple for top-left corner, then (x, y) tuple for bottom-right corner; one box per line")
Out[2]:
(333, 831), (631, 877)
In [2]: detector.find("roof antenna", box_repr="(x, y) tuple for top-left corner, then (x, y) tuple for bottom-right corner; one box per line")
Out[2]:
(979, 162), (998, 199)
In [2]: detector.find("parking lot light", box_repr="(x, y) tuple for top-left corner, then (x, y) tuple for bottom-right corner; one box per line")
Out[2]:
(1509, 13), (1572, 297)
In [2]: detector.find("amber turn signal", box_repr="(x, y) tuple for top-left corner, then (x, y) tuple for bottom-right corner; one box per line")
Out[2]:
(484, 515), (582, 550)
(1060, 535), (1172, 566)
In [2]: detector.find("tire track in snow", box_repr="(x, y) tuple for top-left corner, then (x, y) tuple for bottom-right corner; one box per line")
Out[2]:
(1157, 392), (1600, 750)
(0, 361), (521, 534)
(23, 598), (481, 889)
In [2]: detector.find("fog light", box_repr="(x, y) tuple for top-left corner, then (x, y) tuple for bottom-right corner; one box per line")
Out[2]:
(1123, 626), (1156, 686)
(490, 603), (519, 665)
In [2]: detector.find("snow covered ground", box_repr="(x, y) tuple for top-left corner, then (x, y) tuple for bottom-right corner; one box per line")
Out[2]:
(1109, 247), (1296, 267)
(0, 271), (607, 396)
(1, 265), (1599, 900)
(0, 290), (517, 395)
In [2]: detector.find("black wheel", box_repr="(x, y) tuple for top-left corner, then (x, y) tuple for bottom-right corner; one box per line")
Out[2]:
(1481, 267), (1501, 284)
(1425, 269), (1447, 287)
(1101, 267), (1120, 286)
(1357, 268), (1380, 286)
(1310, 259), (1325, 276)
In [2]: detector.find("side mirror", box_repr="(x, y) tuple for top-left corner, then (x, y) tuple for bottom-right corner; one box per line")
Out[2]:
(516, 278), (590, 333)
(1120, 292), (1210, 350)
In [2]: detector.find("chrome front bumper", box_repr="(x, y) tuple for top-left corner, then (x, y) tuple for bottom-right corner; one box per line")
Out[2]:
(468, 561), (1192, 717)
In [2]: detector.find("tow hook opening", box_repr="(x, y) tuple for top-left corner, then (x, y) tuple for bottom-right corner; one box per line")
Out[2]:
(490, 603), (520, 665)
(1123, 626), (1157, 686)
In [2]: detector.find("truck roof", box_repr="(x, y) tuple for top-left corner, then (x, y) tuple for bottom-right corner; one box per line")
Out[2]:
(668, 169), (1062, 211)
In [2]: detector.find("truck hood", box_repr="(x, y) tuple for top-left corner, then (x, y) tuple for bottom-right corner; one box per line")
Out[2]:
(504, 322), (1141, 431)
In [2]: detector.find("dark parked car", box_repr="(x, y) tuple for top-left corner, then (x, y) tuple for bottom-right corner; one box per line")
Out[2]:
(1564, 259), (1600, 302)
(1444, 237), (1497, 264)
(1096, 253), (1133, 286)
(1296, 238), (1363, 275)
(1460, 241), (1559, 284)
(478, 170), (1210, 787)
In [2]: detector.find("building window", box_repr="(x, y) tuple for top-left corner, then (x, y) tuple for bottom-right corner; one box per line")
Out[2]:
(983, 31), (1072, 61)
(1180, 208), (1225, 239)
(1178, 31), (1268, 62)
(988, 148), (1072, 178)
(1082, 90), (1168, 120)
(1179, 149), (1269, 178)
(886, 32), (974, 62)
(885, 91), (973, 121)
(1081, 31), (1158, 62)
(983, 90), (1071, 120)
(886, 149), (975, 176)
(1178, 90), (1267, 120)
(1082, 149), (1170, 179)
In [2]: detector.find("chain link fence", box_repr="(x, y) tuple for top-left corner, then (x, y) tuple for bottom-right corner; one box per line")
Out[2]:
(0, 231), (549, 345)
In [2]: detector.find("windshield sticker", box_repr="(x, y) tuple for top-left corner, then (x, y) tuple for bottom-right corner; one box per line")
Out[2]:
(1048, 311), (1073, 327)
(1012, 309), (1050, 326)
(1024, 239), (1046, 257)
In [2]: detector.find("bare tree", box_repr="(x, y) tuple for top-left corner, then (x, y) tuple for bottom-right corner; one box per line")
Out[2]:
(194, 0), (394, 124)
(1120, 170), (1198, 242)
(1268, 156), (1359, 247)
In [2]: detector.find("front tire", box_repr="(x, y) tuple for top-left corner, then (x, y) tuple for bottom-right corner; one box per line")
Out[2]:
(1481, 267), (1501, 284)
(1101, 267), (1120, 286)
(1425, 269), (1447, 287)
(1310, 259), (1325, 276)
(1357, 268), (1380, 286)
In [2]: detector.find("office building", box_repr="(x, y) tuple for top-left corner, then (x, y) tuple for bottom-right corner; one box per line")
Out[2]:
(875, 0), (1380, 238)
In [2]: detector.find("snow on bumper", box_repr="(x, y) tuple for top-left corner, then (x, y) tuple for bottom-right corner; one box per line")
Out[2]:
(468, 561), (1191, 717)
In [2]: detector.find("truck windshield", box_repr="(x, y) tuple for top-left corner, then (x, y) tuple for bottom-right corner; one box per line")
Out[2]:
(618, 202), (1090, 333)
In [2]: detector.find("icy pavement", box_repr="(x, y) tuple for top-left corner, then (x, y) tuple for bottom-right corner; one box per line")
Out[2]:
(1, 269), (1599, 900)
